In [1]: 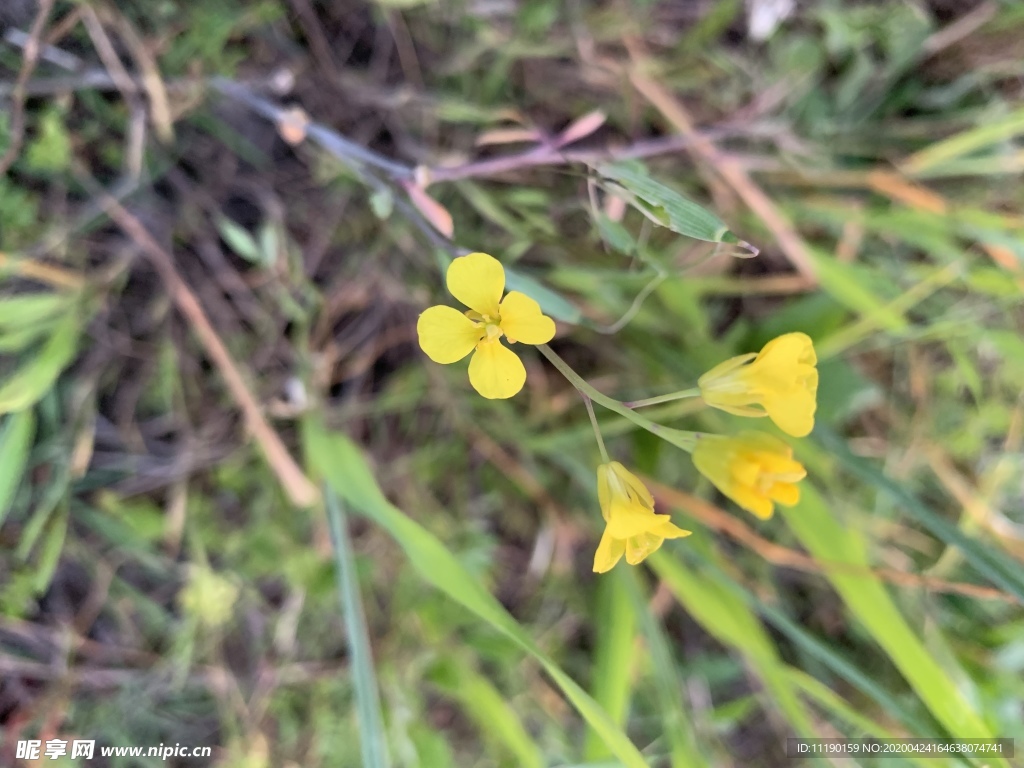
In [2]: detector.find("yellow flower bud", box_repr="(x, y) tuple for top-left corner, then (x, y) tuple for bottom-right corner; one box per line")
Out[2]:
(698, 332), (818, 437)
(593, 461), (691, 573)
(692, 431), (806, 519)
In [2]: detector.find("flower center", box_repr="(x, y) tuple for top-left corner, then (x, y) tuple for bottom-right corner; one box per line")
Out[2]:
(466, 310), (504, 342)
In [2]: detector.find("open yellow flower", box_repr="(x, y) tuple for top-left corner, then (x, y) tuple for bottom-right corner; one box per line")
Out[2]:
(698, 332), (818, 438)
(417, 253), (556, 399)
(594, 461), (691, 573)
(692, 431), (806, 519)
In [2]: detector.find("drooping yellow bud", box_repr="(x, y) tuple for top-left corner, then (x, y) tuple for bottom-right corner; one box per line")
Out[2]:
(692, 431), (806, 519)
(698, 332), (818, 437)
(593, 461), (691, 573)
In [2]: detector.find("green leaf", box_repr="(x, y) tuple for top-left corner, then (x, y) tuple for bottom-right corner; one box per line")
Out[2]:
(302, 420), (649, 768)
(594, 162), (750, 251)
(430, 657), (543, 768)
(325, 489), (391, 768)
(649, 549), (817, 738)
(33, 507), (68, 593)
(216, 216), (264, 265)
(370, 188), (395, 220)
(504, 267), (582, 324)
(779, 480), (1007, 750)
(815, 426), (1024, 602)
(0, 409), (36, 526)
(623, 568), (708, 768)
(0, 294), (67, 327)
(584, 569), (636, 761)
(0, 312), (80, 414)
(596, 214), (635, 256)
(25, 108), (71, 174)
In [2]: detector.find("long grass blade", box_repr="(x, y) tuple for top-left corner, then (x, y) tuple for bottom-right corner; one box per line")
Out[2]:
(325, 486), (391, 768)
(304, 420), (650, 768)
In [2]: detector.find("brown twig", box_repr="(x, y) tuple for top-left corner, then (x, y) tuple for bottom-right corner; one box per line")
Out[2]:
(0, 250), (84, 289)
(647, 479), (1020, 604)
(0, 0), (57, 176)
(73, 166), (320, 508)
(425, 128), (754, 185)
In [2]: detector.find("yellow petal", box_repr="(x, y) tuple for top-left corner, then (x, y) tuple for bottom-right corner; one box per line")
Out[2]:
(652, 520), (692, 539)
(728, 485), (775, 519)
(593, 530), (625, 573)
(625, 532), (664, 565)
(447, 252), (504, 316)
(757, 332), (816, 368)
(769, 482), (800, 507)
(762, 379), (818, 437)
(468, 339), (526, 399)
(498, 291), (555, 345)
(417, 306), (484, 364)
(752, 333), (818, 437)
(607, 502), (672, 539)
(608, 462), (655, 510)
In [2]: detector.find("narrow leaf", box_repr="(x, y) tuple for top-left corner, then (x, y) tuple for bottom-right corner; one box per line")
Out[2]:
(0, 409), (36, 526)
(595, 162), (748, 251)
(0, 312), (80, 415)
(325, 488), (391, 768)
(303, 421), (649, 768)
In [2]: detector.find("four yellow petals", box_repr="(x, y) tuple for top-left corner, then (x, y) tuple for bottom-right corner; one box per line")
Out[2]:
(416, 253), (556, 400)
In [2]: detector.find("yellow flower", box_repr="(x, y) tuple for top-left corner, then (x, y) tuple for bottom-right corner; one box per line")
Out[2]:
(593, 461), (691, 573)
(692, 431), (806, 519)
(698, 332), (818, 438)
(417, 252), (556, 399)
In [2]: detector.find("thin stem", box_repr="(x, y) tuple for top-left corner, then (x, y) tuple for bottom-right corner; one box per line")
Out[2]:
(593, 271), (666, 335)
(583, 395), (610, 463)
(538, 344), (699, 453)
(623, 388), (701, 409)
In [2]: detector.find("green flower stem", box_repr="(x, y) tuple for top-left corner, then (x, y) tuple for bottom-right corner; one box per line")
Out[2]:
(582, 394), (610, 463)
(622, 389), (701, 409)
(538, 344), (699, 453)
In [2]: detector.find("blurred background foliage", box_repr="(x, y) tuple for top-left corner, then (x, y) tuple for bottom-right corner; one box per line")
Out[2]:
(1, 0), (1023, 766)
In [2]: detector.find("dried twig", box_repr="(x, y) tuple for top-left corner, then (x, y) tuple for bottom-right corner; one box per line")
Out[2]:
(0, 0), (57, 176)
(73, 166), (320, 508)
(0, 251), (83, 289)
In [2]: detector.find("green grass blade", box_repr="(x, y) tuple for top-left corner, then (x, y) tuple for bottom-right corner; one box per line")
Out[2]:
(755, 600), (938, 737)
(902, 106), (1024, 175)
(623, 568), (709, 768)
(303, 420), (650, 768)
(430, 657), (544, 768)
(0, 294), (67, 327)
(649, 546), (817, 738)
(0, 312), (80, 415)
(785, 670), (957, 768)
(584, 568), (636, 761)
(815, 426), (1024, 601)
(0, 409), (36, 526)
(325, 487), (392, 768)
(779, 482), (1004, 750)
